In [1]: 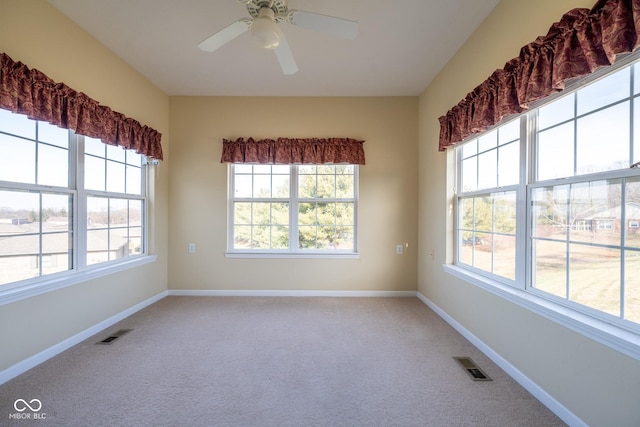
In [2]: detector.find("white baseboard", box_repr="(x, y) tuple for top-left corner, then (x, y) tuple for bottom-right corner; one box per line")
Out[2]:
(416, 292), (586, 427)
(0, 290), (168, 385)
(168, 289), (417, 298)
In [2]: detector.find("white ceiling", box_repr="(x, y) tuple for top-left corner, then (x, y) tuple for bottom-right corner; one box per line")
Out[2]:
(48, 0), (499, 97)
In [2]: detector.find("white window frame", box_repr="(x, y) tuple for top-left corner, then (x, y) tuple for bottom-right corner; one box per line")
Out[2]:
(0, 114), (156, 307)
(448, 52), (640, 361)
(226, 164), (359, 259)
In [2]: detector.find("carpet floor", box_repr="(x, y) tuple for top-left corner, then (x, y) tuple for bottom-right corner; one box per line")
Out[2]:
(0, 296), (565, 426)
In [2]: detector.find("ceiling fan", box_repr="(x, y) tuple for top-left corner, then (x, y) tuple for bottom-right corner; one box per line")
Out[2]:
(197, 0), (358, 75)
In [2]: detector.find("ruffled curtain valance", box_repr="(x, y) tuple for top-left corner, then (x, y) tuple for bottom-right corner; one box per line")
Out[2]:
(221, 138), (366, 165)
(0, 52), (163, 160)
(438, 0), (640, 151)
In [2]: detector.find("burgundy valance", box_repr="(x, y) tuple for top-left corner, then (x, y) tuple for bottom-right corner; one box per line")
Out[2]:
(0, 52), (163, 160)
(221, 138), (366, 165)
(438, 0), (640, 151)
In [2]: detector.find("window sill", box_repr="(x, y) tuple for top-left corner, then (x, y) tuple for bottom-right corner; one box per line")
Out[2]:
(226, 252), (360, 259)
(0, 255), (158, 307)
(443, 264), (640, 361)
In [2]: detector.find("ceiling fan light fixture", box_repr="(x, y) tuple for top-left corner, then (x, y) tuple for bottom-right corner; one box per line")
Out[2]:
(251, 8), (282, 49)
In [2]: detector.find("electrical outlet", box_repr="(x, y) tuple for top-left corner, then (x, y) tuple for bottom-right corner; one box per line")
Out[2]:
(188, 243), (196, 254)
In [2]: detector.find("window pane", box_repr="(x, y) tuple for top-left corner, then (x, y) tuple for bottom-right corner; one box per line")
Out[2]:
(336, 174), (354, 198)
(110, 228), (129, 259)
(106, 144), (126, 162)
(126, 165), (141, 195)
(271, 202), (289, 225)
(127, 151), (142, 166)
(462, 140), (478, 158)
(498, 141), (519, 186)
(299, 202), (316, 226)
(252, 203), (271, 225)
(252, 226), (270, 249)
(253, 165), (271, 174)
(84, 136), (105, 157)
(253, 173), (272, 198)
(299, 174), (317, 198)
(533, 240), (567, 298)
(0, 236), (40, 284)
(42, 193), (71, 227)
(109, 198), (128, 226)
(537, 122), (574, 180)
(87, 229), (108, 265)
(460, 198), (474, 230)
(106, 160), (126, 193)
(569, 245), (620, 317)
(335, 203), (354, 225)
(87, 196), (108, 228)
(0, 133), (35, 184)
(577, 67), (630, 115)
(234, 174), (252, 198)
(272, 174), (289, 198)
(316, 174), (336, 198)
(498, 119), (520, 144)
(475, 197), (492, 232)
(37, 121), (68, 148)
(494, 193), (516, 233)
(539, 93), (575, 130)
(477, 150), (497, 190)
(42, 233), (71, 275)
(234, 226), (252, 249)
(130, 199), (143, 227)
(336, 165), (354, 174)
(0, 190), (39, 221)
(494, 235), (516, 280)
(38, 144), (68, 187)
(298, 225), (317, 249)
(576, 102), (629, 174)
(85, 155), (105, 191)
(271, 226), (289, 249)
(130, 227), (143, 255)
(626, 178), (640, 248)
(625, 250), (640, 323)
(477, 129), (497, 152)
(569, 180), (621, 246)
(0, 109), (36, 139)
(461, 157), (477, 192)
(471, 232), (492, 272)
(532, 185), (569, 240)
(234, 202), (251, 224)
(634, 98), (640, 165)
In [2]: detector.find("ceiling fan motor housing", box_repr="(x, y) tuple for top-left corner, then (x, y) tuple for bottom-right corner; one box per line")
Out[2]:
(245, 0), (288, 22)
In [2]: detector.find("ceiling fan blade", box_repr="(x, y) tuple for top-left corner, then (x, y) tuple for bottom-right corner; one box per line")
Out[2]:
(198, 18), (251, 52)
(288, 10), (358, 40)
(275, 34), (298, 75)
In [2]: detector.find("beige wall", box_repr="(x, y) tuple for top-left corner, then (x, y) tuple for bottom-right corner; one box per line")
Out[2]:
(0, 0), (170, 370)
(418, 0), (640, 425)
(169, 96), (418, 292)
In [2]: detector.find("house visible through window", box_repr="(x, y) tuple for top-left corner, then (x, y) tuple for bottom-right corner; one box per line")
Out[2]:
(0, 109), (148, 287)
(455, 56), (640, 328)
(228, 164), (358, 256)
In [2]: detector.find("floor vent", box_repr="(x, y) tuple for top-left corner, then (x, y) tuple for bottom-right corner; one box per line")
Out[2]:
(96, 329), (132, 345)
(453, 356), (492, 381)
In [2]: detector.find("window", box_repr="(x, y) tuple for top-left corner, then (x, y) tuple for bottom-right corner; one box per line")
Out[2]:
(228, 164), (358, 256)
(455, 57), (640, 330)
(0, 109), (149, 291)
